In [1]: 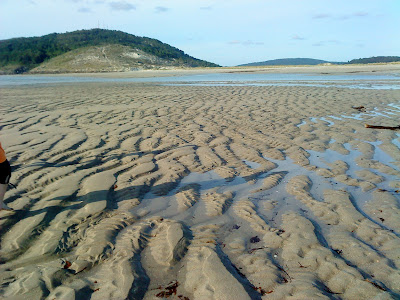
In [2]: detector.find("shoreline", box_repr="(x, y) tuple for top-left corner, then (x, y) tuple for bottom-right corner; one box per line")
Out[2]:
(2, 62), (400, 79)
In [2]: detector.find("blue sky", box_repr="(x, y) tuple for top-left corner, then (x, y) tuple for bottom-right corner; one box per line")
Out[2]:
(0, 0), (399, 66)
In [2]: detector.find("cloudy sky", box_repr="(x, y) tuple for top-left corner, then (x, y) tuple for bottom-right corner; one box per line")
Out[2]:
(0, 0), (399, 66)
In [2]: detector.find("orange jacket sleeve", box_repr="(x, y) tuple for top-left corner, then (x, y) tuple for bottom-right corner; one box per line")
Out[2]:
(0, 142), (6, 163)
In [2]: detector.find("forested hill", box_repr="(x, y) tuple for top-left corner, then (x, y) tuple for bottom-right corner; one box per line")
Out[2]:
(239, 56), (400, 67)
(238, 58), (334, 67)
(347, 56), (400, 64)
(0, 29), (219, 74)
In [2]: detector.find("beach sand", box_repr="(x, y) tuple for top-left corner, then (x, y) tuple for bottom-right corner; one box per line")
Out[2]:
(0, 67), (400, 299)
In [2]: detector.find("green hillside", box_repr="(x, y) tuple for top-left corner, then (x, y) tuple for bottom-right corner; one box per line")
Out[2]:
(30, 44), (205, 73)
(0, 29), (219, 74)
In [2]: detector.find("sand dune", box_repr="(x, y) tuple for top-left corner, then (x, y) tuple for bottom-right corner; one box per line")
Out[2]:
(0, 80), (400, 299)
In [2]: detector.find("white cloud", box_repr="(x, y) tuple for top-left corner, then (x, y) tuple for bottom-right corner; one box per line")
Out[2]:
(109, 1), (135, 11)
(228, 40), (264, 46)
(292, 34), (305, 40)
(338, 12), (369, 20)
(312, 40), (341, 47)
(78, 7), (92, 13)
(155, 6), (169, 13)
(313, 13), (331, 19)
(314, 12), (369, 21)
(353, 12), (368, 17)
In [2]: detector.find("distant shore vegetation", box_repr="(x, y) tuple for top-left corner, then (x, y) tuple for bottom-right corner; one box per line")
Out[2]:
(239, 57), (400, 67)
(346, 56), (400, 64)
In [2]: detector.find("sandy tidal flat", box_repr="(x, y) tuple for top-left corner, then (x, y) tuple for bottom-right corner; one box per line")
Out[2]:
(0, 81), (400, 299)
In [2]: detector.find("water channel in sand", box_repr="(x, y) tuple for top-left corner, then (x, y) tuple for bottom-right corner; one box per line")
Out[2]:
(1, 72), (400, 89)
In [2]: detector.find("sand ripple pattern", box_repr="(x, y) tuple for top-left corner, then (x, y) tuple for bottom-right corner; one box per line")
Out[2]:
(1, 83), (400, 299)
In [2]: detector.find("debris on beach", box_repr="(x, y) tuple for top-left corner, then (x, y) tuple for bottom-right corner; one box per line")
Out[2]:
(155, 281), (179, 298)
(364, 124), (400, 130)
(352, 105), (366, 112)
(250, 236), (260, 243)
(62, 260), (72, 269)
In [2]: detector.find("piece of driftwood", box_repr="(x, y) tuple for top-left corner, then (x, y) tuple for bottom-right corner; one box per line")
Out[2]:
(352, 106), (366, 112)
(365, 124), (400, 130)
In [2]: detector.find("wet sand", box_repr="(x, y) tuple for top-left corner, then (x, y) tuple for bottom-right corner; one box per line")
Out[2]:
(0, 70), (400, 299)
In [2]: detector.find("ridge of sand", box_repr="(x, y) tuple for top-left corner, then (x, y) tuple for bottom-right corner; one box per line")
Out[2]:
(0, 79), (399, 299)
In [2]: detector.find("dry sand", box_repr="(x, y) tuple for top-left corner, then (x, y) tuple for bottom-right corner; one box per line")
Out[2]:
(0, 66), (400, 299)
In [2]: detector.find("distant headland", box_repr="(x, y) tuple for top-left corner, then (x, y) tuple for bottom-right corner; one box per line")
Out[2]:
(238, 57), (400, 67)
(0, 29), (220, 74)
